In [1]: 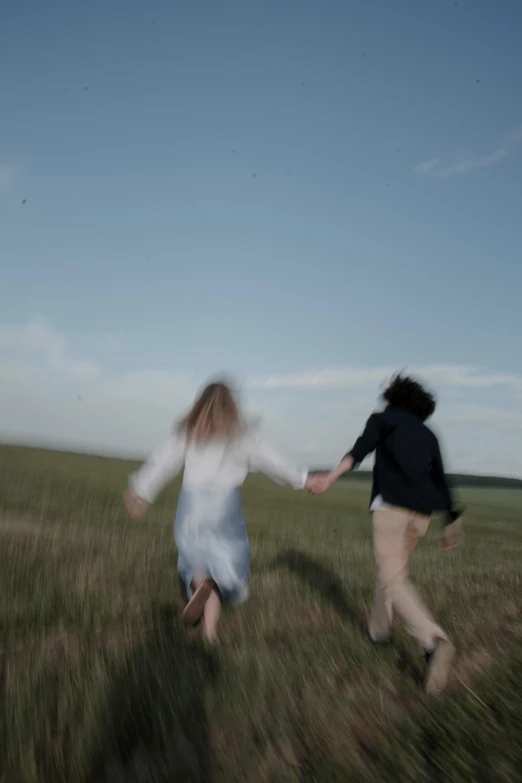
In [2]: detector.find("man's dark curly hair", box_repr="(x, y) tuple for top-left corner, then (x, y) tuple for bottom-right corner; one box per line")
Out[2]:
(382, 373), (436, 421)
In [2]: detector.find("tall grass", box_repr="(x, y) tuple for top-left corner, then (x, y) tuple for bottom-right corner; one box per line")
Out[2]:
(0, 444), (521, 782)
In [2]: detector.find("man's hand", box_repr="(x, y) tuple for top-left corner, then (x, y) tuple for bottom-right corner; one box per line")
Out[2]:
(441, 519), (464, 552)
(123, 489), (149, 520)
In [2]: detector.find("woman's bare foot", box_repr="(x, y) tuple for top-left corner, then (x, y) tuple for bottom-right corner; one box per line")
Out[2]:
(202, 588), (222, 644)
(182, 578), (213, 625)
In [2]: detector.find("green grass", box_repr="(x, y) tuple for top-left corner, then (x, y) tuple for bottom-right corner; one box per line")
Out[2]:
(0, 443), (521, 782)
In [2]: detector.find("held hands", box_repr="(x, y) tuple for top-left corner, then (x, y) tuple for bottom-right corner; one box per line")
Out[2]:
(123, 489), (149, 520)
(306, 456), (354, 495)
(306, 473), (336, 494)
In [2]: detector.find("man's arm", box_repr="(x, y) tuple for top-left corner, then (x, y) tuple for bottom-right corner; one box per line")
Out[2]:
(309, 414), (383, 493)
(431, 441), (452, 509)
(431, 439), (463, 523)
(431, 438), (464, 550)
(346, 413), (385, 467)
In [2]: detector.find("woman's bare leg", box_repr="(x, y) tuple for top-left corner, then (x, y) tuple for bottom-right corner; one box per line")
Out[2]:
(182, 572), (212, 625)
(191, 571), (206, 589)
(202, 588), (222, 644)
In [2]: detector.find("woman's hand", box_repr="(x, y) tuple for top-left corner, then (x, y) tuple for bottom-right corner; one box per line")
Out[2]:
(123, 489), (149, 520)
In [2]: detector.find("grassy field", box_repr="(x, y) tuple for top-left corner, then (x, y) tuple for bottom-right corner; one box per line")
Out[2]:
(0, 444), (521, 783)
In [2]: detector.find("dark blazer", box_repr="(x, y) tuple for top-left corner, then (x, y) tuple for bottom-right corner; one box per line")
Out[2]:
(346, 406), (460, 524)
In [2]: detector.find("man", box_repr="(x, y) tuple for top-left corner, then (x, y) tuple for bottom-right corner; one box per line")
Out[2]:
(312, 374), (463, 695)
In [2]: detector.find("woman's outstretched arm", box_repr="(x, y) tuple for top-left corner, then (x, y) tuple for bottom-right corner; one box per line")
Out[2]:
(248, 435), (313, 490)
(124, 434), (185, 518)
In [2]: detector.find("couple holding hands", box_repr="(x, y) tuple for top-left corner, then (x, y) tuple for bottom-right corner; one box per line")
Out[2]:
(124, 374), (463, 694)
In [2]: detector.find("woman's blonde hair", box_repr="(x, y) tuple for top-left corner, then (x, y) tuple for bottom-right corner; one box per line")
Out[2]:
(176, 381), (244, 443)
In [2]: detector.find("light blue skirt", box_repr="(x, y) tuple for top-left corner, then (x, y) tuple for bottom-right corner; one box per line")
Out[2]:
(174, 488), (250, 607)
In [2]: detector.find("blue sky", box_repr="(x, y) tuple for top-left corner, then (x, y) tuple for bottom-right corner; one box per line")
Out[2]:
(1, 0), (521, 475)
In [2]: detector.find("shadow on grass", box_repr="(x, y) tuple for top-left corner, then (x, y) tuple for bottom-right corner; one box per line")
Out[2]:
(272, 548), (368, 634)
(87, 605), (217, 783)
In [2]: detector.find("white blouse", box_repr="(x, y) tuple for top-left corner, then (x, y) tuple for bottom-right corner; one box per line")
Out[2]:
(129, 429), (309, 503)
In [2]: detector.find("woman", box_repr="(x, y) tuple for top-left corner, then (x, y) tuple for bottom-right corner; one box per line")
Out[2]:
(124, 380), (314, 644)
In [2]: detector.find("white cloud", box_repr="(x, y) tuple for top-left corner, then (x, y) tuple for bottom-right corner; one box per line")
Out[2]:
(249, 364), (522, 393)
(414, 159), (440, 174)
(249, 367), (389, 390)
(436, 405), (522, 478)
(0, 318), (100, 382)
(414, 122), (522, 179)
(0, 363), (32, 384)
(99, 370), (194, 408)
(1, 317), (521, 476)
(437, 149), (507, 179)
(0, 318), (195, 455)
(441, 404), (522, 429)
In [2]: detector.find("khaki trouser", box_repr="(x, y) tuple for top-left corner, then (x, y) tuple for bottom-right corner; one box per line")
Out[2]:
(370, 507), (449, 650)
